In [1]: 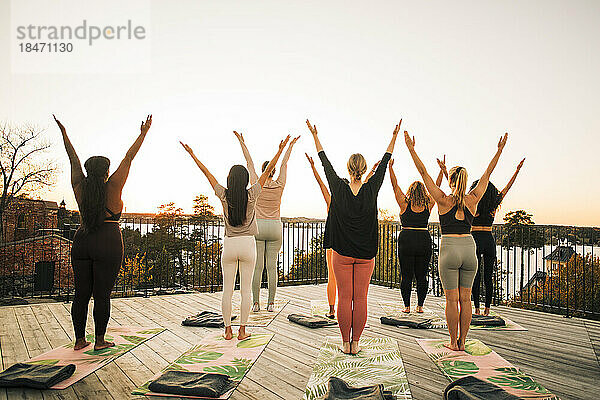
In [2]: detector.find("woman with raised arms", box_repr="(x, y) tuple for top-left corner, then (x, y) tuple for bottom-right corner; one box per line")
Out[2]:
(180, 134), (289, 340)
(307, 118), (400, 354)
(404, 130), (508, 351)
(54, 114), (152, 351)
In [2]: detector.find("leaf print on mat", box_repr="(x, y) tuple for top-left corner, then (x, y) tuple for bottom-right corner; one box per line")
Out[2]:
(121, 335), (147, 344)
(175, 349), (223, 364)
(236, 334), (271, 348)
(488, 367), (551, 394)
(203, 358), (252, 381)
(28, 359), (60, 366)
(463, 339), (492, 356)
(439, 360), (479, 379)
(84, 343), (134, 357)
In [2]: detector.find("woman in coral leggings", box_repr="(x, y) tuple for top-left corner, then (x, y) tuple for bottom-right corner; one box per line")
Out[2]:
(306, 119), (400, 354)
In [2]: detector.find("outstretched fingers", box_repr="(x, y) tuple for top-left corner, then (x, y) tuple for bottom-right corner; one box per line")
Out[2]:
(393, 119), (402, 136)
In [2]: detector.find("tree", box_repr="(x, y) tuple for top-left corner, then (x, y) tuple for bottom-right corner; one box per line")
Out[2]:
(501, 210), (544, 293)
(0, 123), (56, 240)
(192, 194), (216, 220)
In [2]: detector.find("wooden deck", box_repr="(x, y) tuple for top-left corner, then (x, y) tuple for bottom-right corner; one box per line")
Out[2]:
(1, 284), (599, 400)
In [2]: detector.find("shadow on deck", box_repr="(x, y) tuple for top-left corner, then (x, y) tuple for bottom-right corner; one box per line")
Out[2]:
(1, 284), (599, 399)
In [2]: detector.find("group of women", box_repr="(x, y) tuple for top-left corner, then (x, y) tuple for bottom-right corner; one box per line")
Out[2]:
(55, 114), (522, 355)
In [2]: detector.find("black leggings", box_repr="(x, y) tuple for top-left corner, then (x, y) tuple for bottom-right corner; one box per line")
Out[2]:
(472, 231), (496, 308)
(71, 222), (123, 339)
(397, 230), (432, 307)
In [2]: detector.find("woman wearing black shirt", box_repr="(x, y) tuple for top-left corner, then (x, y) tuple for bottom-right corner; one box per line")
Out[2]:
(306, 118), (400, 354)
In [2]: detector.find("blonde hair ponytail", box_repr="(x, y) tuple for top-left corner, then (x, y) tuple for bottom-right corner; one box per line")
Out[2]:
(449, 166), (468, 210)
(347, 153), (367, 181)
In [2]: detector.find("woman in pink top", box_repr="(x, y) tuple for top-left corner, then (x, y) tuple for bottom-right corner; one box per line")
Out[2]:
(234, 132), (300, 312)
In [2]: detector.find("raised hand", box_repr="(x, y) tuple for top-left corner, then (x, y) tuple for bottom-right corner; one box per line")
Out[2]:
(53, 114), (66, 133)
(404, 131), (415, 149)
(306, 119), (318, 136)
(370, 161), (380, 173)
(279, 135), (291, 150)
(233, 130), (245, 143)
(516, 157), (525, 170)
(498, 133), (508, 150)
(305, 152), (314, 166)
(393, 119), (402, 137)
(289, 135), (301, 147)
(437, 155), (448, 175)
(141, 115), (152, 135)
(179, 141), (194, 156)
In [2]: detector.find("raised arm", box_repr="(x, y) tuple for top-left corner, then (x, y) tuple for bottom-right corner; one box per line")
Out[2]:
(436, 155), (448, 187)
(500, 157), (525, 198)
(388, 159), (407, 210)
(234, 131), (258, 184)
(367, 121), (402, 191)
(180, 141), (219, 190)
(404, 131), (448, 204)
(469, 133), (508, 201)
(109, 115), (152, 191)
(306, 119), (323, 153)
(386, 119), (402, 154)
(258, 135), (290, 187)
(364, 161), (380, 183)
(276, 135), (300, 183)
(305, 153), (331, 209)
(53, 115), (84, 188)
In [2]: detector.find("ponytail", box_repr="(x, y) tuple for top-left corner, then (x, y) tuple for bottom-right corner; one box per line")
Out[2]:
(347, 153), (367, 182)
(449, 166), (468, 210)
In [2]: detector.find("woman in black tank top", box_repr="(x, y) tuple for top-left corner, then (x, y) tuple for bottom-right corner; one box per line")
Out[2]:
(470, 158), (525, 316)
(389, 158), (446, 313)
(405, 130), (509, 351)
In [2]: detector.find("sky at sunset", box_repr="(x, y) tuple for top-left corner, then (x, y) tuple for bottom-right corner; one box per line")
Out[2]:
(1, 0), (599, 226)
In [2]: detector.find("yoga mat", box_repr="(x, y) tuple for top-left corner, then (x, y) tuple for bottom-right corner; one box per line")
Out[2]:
(304, 336), (412, 400)
(377, 300), (447, 329)
(438, 304), (527, 331)
(24, 326), (165, 389)
(310, 300), (372, 328)
(132, 330), (273, 399)
(417, 338), (557, 399)
(231, 299), (288, 327)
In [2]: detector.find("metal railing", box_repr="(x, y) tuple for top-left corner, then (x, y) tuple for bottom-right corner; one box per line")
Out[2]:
(1, 215), (598, 319)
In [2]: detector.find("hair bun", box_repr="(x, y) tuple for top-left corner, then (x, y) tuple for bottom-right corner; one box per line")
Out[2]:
(84, 156), (110, 177)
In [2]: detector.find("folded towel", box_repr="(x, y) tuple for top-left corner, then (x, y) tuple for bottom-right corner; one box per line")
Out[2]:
(0, 363), (76, 389)
(182, 311), (236, 328)
(288, 313), (337, 328)
(444, 376), (520, 399)
(148, 371), (236, 397)
(471, 314), (505, 327)
(325, 376), (395, 400)
(380, 316), (434, 329)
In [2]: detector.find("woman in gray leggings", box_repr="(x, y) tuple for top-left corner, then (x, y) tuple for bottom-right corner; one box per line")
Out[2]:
(234, 131), (300, 312)
(405, 130), (509, 351)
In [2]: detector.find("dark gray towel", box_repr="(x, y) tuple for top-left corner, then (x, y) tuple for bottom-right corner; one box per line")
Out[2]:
(148, 371), (236, 397)
(325, 377), (395, 400)
(471, 314), (505, 327)
(288, 313), (337, 328)
(0, 363), (76, 389)
(444, 376), (520, 399)
(380, 316), (434, 329)
(182, 311), (236, 328)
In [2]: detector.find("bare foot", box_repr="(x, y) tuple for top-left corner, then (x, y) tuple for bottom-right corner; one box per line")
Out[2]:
(443, 341), (460, 351)
(94, 338), (115, 351)
(458, 338), (465, 351)
(415, 306), (424, 313)
(350, 340), (361, 355)
(74, 338), (91, 350)
(237, 327), (251, 340)
(223, 326), (233, 340)
(474, 308), (481, 315)
(402, 306), (410, 313)
(483, 307), (490, 316)
(340, 341), (351, 354)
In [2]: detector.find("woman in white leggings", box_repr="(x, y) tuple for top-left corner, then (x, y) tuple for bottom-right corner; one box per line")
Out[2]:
(180, 135), (289, 340)
(234, 131), (300, 312)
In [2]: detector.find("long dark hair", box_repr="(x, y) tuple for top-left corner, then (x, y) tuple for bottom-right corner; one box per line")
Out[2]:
(225, 165), (249, 226)
(470, 179), (503, 217)
(80, 156), (110, 233)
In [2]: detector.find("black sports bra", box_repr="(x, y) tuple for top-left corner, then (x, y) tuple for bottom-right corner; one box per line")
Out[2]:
(439, 204), (473, 234)
(105, 207), (121, 221)
(400, 200), (430, 228)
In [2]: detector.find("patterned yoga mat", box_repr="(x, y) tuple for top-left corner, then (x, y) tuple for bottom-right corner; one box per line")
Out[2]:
(23, 326), (165, 389)
(132, 330), (273, 399)
(377, 300), (446, 329)
(438, 303), (527, 331)
(417, 338), (557, 399)
(304, 336), (412, 400)
(231, 298), (288, 327)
